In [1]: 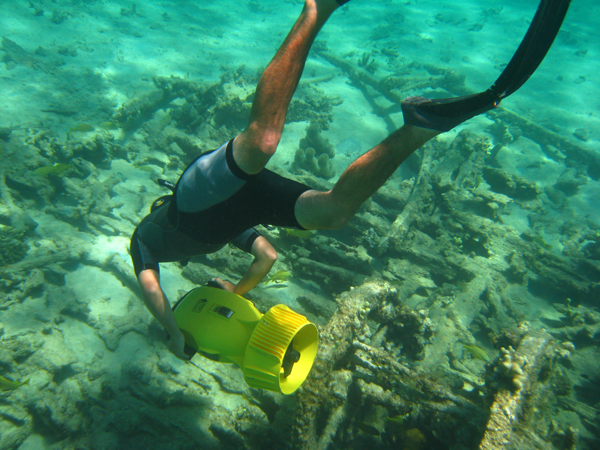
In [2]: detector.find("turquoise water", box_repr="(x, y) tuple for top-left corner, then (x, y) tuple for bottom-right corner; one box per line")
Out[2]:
(1, 1), (599, 449)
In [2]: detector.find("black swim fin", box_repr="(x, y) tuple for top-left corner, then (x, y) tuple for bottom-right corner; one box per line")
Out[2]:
(402, 0), (571, 131)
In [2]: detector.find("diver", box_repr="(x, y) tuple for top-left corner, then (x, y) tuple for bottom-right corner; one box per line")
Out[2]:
(129, 0), (570, 359)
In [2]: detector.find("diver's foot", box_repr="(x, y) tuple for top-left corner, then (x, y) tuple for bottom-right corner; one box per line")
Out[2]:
(401, 94), (499, 132)
(401, 96), (452, 132)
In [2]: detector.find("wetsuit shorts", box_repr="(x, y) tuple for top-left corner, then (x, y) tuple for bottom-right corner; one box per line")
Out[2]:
(130, 139), (312, 277)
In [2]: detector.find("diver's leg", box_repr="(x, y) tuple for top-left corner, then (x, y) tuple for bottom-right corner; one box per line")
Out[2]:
(295, 119), (439, 230)
(233, 0), (345, 175)
(295, 0), (571, 228)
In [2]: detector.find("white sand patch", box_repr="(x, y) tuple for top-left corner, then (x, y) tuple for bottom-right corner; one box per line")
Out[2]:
(59, 319), (107, 365)
(65, 265), (131, 318)
(496, 137), (565, 187)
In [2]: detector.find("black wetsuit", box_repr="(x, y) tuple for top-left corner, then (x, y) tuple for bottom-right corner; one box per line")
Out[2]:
(130, 139), (311, 276)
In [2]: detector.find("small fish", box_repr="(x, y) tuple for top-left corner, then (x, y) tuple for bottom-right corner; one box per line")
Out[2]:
(463, 344), (490, 361)
(387, 413), (408, 424)
(99, 121), (120, 130)
(357, 422), (380, 436)
(34, 163), (72, 176)
(264, 270), (292, 285)
(135, 165), (158, 173)
(67, 123), (94, 138)
(284, 228), (313, 239)
(0, 375), (30, 391)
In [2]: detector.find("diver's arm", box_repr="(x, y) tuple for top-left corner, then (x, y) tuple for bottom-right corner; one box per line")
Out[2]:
(138, 269), (187, 359)
(214, 236), (277, 295)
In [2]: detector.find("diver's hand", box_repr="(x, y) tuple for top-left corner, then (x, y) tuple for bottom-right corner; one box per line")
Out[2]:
(167, 329), (187, 360)
(212, 277), (237, 293)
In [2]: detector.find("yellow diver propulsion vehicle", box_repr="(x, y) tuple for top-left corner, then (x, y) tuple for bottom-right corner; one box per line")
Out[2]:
(172, 285), (318, 394)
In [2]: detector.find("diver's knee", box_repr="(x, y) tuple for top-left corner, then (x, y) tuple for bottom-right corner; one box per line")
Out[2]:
(296, 190), (354, 230)
(259, 244), (277, 264)
(253, 236), (278, 263)
(262, 246), (278, 263)
(138, 269), (161, 296)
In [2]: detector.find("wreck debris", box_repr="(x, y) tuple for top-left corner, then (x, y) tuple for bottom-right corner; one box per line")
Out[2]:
(292, 281), (398, 450)
(480, 330), (556, 449)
